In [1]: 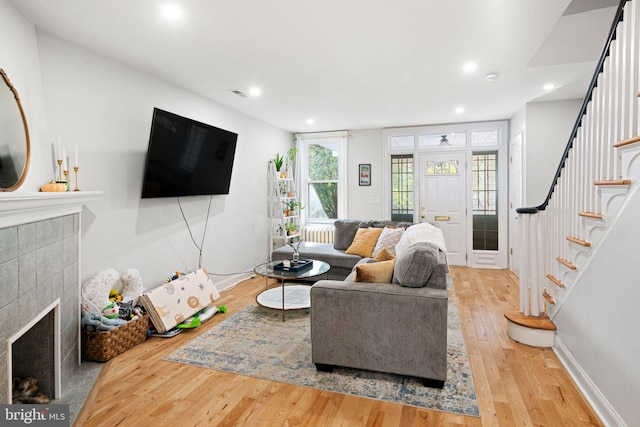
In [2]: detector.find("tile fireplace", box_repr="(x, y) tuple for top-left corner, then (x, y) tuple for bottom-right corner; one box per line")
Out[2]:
(0, 191), (101, 404)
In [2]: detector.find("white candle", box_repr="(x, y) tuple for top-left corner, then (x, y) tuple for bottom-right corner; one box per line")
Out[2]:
(62, 148), (67, 171)
(57, 138), (62, 160)
(75, 146), (78, 168)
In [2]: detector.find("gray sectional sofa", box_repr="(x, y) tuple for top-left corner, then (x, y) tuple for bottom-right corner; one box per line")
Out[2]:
(271, 219), (450, 387)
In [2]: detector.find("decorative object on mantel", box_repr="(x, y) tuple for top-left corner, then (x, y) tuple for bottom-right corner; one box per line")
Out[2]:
(0, 68), (31, 192)
(40, 180), (67, 192)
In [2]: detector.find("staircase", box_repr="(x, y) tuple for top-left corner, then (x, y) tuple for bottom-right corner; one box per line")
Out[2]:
(506, 0), (640, 347)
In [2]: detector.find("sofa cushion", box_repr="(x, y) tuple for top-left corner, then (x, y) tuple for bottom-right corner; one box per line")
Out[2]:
(372, 226), (405, 257)
(355, 259), (396, 283)
(333, 220), (363, 250)
(345, 227), (383, 257)
(393, 242), (442, 288)
(373, 247), (396, 262)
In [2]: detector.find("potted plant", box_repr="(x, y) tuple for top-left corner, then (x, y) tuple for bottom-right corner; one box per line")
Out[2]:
(283, 199), (304, 216)
(272, 152), (284, 172)
(285, 222), (299, 236)
(286, 147), (297, 178)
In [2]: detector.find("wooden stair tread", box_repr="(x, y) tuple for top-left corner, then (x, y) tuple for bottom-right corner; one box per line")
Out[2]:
(505, 309), (557, 331)
(555, 257), (576, 270)
(543, 291), (556, 306)
(547, 273), (566, 288)
(613, 135), (640, 148)
(594, 179), (631, 186)
(579, 211), (604, 220)
(566, 236), (591, 247)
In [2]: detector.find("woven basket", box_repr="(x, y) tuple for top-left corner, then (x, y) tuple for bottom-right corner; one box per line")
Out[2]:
(82, 314), (149, 362)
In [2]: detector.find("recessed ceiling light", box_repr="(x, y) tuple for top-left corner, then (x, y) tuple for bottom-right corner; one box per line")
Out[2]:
(248, 87), (262, 97)
(161, 4), (183, 21)
(306, 118), (315, 125)
(543, 83), (556, 91)
(455, 107), (464, 114)
(463, 62), (477, 72)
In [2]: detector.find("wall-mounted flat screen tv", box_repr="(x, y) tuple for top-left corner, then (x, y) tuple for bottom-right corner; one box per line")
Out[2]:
(141, 108), (238, 198)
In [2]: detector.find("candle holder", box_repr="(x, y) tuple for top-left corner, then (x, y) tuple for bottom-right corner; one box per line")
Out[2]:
(57, 159), (63, 182)
(63, 170), (69, 191)
(73, 167), (80, 192)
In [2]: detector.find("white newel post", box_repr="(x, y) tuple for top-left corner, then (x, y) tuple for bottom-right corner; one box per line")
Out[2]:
(517, 208), (541, 317)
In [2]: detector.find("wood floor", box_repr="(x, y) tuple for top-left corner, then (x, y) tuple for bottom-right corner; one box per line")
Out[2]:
(74, 267), (602, 426)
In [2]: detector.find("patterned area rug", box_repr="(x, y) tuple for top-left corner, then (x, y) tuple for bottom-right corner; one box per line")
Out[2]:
(164, 287), (479, 417)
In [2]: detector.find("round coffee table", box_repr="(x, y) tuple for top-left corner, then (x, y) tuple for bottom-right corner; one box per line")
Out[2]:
(254, 260), (330, 321)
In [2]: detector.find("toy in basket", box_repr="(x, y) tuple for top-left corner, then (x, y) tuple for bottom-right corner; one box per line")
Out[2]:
(82, 314), (149, 362)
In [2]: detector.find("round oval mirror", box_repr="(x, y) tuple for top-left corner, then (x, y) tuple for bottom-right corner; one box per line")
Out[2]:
(0, 68), (30, 192)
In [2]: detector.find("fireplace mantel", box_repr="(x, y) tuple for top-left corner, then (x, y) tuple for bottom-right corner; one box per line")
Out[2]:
(0, 191), (103, 229)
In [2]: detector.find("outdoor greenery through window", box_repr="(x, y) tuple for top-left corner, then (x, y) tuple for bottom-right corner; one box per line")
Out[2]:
(307, 142), (339, 220)
(391, 154), (414, 222)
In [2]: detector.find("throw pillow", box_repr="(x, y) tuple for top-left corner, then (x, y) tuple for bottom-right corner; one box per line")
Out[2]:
(373, 247), (396, 262)
(333, 220), (363, 250)
(355, 259), (396, 283)
(371, 226), (405, 257)
(345, 227), (383, 257)
(393, 241), (442, 288)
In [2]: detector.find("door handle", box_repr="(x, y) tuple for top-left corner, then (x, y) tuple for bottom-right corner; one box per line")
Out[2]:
(435, 215), (450, 221)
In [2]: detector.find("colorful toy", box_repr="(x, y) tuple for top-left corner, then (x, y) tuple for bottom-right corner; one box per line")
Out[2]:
(177, 305), (227, 329)
(109, 288), (122, 303)
(103, 303), (119, 319)
(81, 313), (126, 331)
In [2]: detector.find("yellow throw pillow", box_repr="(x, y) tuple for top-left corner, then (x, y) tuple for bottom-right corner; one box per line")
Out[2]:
(345, 227), (383, 258)
(355, 259), (396, 283)
(374, 248), (396, 262)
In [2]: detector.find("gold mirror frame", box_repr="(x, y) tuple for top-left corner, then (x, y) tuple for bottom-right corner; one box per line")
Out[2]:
(0, 68), (31, 192)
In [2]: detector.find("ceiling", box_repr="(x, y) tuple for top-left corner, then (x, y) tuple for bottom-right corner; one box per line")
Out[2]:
(10, 0), (619, 133)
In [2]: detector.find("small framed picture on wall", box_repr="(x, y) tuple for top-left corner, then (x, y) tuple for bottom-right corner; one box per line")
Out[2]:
(359, 164), (371, 186)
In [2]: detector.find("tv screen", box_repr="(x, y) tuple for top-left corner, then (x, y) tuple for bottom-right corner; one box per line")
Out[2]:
(141, 108), (238, 198)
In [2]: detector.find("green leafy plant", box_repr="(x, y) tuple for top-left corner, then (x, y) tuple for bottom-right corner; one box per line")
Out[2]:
(287, 147), (298, 162)
(285, 222), (299, 235)
(272, 152), (284, 171)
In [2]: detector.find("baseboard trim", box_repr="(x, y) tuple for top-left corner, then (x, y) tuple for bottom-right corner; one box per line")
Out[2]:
(211, 272), (256, 292)
(553, 336), (626, 427)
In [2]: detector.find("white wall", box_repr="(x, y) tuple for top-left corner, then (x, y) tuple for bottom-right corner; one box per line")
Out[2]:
(346, 128), (384, 220)
(0, 0), (51, 192)
(33, 31), (292, 288)
(553, 184), (640, 426)
(522, 99), (582, 207)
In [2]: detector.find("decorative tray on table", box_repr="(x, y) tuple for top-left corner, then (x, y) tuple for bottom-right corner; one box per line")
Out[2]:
(273, 259), (313, 272)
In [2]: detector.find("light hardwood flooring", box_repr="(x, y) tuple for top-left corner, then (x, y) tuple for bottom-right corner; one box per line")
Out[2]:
(74, 267), (602, 426)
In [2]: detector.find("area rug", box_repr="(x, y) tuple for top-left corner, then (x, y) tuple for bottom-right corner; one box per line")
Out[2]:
(164, 288), (479, 417)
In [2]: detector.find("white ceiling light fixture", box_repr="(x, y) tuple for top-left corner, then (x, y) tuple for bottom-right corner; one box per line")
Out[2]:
(455, 107), (464, 114)
(485, 72), (499, 81)
(306, 118), (315, 125)
(161, 4), (183, 21)
(248, 87), (262, 97)
(543, 83), (556, 91)
(463, 62), (478, 73)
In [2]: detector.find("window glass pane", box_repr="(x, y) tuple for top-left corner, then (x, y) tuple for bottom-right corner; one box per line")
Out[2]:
(389, 135), (415, 150)
(391, 154), (414, 222)
(307, 182), (337, 220)
(308, 142), (338, 180)
(472, 151), (498, 250)
(471, 130), (498, 147)
(418, 133), (466, 148)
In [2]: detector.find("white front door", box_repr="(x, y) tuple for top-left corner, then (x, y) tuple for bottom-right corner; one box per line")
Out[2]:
(418, 152), (467, 266)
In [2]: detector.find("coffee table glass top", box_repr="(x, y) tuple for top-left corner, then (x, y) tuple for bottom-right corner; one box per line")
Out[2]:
(254, 259), (330, 280)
